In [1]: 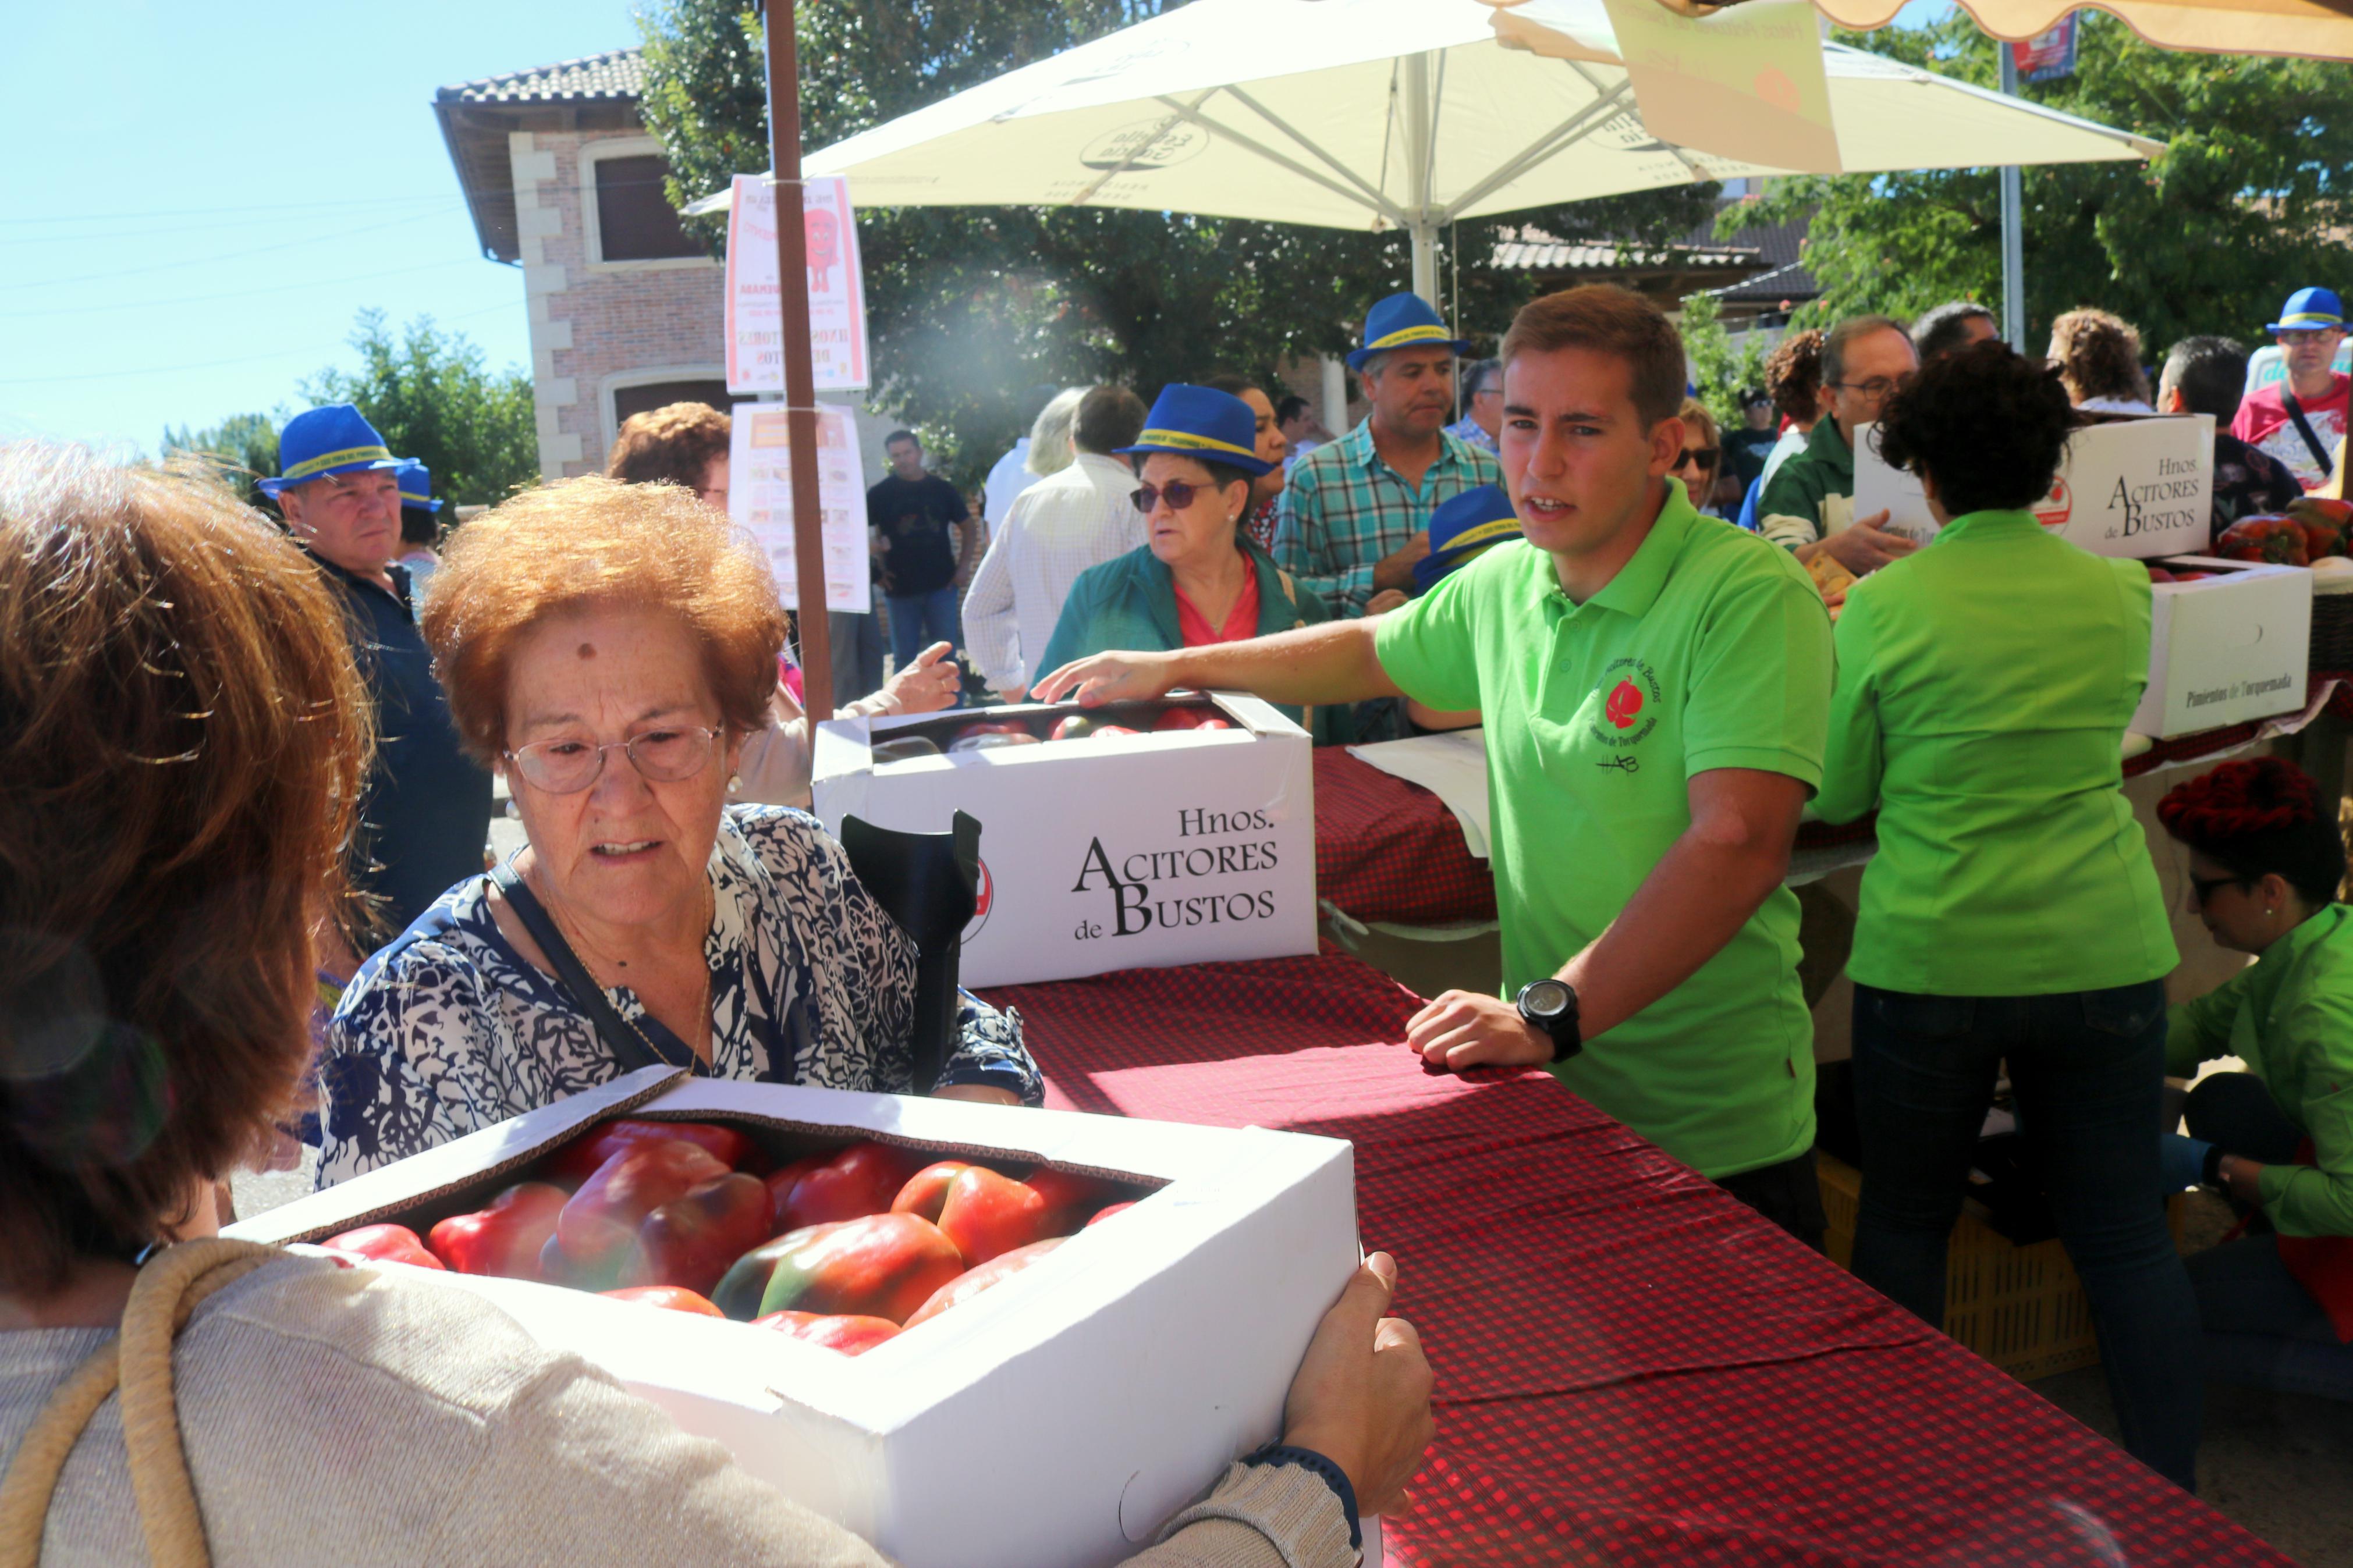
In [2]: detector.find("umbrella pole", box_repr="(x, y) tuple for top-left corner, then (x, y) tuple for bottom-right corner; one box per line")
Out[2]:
(761, 0), (833, 717)
(1997, 47), (2026, 351)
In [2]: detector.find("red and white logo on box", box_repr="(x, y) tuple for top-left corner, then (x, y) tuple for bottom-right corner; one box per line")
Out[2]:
(2035, 476), (2072, 531)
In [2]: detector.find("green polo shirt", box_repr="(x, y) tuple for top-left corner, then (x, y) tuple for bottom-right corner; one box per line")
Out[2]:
(1374, 483), (1832, 1178)
(1816, 509), (2177, 996)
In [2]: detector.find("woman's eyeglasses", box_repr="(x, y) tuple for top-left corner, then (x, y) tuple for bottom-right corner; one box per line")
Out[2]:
(1131, 479), (1222, 514)
(1673, 447), (1720, 470)
(505, 726), (721, 794)
(2187, 871), (2251, 906)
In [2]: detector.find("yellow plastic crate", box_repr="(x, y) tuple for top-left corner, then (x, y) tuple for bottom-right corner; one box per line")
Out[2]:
(1818, 1151), (2181, 1383)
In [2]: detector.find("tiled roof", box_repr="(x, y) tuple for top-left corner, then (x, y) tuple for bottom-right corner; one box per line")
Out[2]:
(1491, 237), (1761, 272)
(438, 48), (645, 106)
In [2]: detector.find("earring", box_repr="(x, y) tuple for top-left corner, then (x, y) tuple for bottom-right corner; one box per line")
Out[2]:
(727, 773), (743, 794)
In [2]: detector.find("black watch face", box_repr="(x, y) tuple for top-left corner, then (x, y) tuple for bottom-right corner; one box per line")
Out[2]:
(1522, 979), (1571, 1019)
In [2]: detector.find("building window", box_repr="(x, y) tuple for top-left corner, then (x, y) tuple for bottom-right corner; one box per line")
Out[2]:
(594, 155), (701, 262)
(612, 379), (734, 431)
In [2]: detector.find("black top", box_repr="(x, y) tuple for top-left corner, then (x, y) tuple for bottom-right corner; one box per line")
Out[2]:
(314, 556), (495, 937)
(2210, 431), (2302, 550)
(866, 473), (967, 597)
(1724, 426), (1782, 489)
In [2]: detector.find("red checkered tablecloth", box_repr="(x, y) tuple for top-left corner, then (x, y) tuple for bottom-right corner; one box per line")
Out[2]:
(1315, 749), (1497, 927)
(982, 953), (2287, 1567)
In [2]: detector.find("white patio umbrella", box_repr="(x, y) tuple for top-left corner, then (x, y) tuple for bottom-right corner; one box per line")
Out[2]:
(690, 0), (2159, 301)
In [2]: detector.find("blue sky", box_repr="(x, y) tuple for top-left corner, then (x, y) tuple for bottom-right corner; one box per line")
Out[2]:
(1, 1), (644, 454)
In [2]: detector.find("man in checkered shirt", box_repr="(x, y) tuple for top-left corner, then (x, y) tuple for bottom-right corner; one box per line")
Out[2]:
(1275, 292), (1503, 621)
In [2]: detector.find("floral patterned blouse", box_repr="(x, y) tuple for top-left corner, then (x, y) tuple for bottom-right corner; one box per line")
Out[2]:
(316, 806), (1040, 1185)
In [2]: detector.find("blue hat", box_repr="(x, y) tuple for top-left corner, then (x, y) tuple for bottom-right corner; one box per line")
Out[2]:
(393, 458), (443, 513)
(1115, 385), (1273, 476)
(1414, 484), (1522, 593)
(258, 404), (402, 497)
(2267, 286), (2345, 334)
(1347, 291), (1473, 371)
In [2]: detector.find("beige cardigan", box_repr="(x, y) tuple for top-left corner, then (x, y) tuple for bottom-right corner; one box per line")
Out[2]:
(0, 1257), (1351, 1567)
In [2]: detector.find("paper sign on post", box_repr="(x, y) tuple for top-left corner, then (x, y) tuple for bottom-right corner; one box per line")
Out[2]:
(725, 173), (870, 393)
(729, 404), (872, 613)
(1596, 0), (1840, 173)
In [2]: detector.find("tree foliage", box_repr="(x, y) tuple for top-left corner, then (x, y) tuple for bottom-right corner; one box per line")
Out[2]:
(637, 0), (1717, 482)
(160, 411), (282, 506)
(1746, 13), (2353, 357)
(1677, 292), (1770, 432)
(299, 311), (540, 506)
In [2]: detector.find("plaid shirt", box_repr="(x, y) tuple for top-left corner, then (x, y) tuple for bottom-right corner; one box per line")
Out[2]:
(1274, 418), (1503, 616)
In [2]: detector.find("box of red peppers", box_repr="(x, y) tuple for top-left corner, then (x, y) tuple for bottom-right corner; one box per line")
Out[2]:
(227, 1068), (1357, 1568)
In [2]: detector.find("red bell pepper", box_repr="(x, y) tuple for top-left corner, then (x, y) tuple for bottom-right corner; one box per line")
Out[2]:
(542, 1117), (764, 1186)
(1021, 1167), (1122, 1232)
(1154, 707), (1208, 731)
(730, 1213), (966, 1324)
(625, 1172), (775, 1295)
(772, 1140), (925, 1231)
(903, 1236), (1066, 1328)
(600, 1285), (725, 1317)
(2291, 496), (2352, 560)
(2215, 514), (2309, 566)
(889, 1160), (974, 1223)
(554, 1139), (732, 1270)
(427, 1182), (568, 1278)
(753, 1310), (903, 1355)
(935, 1165), (1058, 1265)
(1084, 1200), (1137, 1228)
(763, 1152), (829, 1219)
(323, 1223), (446, 1271)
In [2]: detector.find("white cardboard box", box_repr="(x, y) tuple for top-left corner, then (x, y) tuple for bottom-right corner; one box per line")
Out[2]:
(2131, 556), (2312, 738)
(228, 1068), (1359, 1568)
(812, 694), (1316, 986)
(1853, 414), (2214, 558)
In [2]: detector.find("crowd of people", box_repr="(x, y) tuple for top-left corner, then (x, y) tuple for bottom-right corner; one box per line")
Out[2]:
(2, 262), (2348, 1555)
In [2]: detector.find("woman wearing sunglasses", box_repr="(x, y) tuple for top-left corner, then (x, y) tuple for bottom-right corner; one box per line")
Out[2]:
(1037, 385), (1340, 739)
(1670, 397), (1730, 518)
(2156, 758), (2353, 1400)
(316, 477), (1041, 1184)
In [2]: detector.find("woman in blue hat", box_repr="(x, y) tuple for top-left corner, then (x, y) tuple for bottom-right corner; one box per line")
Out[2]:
(1038, 385), (1342, 741)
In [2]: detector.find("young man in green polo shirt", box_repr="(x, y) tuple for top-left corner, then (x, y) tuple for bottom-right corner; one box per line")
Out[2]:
(1035, 286), (1838, 1245)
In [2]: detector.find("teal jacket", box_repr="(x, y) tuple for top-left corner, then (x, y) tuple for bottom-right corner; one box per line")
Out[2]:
(1038, 541), (1341, 741)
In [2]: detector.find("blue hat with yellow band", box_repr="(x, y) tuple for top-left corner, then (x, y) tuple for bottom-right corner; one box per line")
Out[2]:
(1348, 290), (1473, 371)
(1116, 385), (1273, 476)
(394, 458), (443, 513)
(2267, 286), (2345, 334)
(1415, 483), (1522, 594)
(257, 404), (402, 498)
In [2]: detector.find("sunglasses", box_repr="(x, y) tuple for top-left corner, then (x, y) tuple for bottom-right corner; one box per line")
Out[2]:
(2187, 871), (2252, 906)
(1673, 447), (1720, 468)
(1131, 479), (1222, 513)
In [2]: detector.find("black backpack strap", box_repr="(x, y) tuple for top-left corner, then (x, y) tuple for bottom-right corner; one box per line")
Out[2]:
(489, 861), (685, 1076)
(2283, 392), (2336, 475)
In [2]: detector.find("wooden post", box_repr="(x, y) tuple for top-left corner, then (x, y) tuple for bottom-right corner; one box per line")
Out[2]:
(762, 0), (833, 717)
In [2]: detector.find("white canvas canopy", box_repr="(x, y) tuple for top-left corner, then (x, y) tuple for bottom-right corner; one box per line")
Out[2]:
(690, 0), (2159, 299)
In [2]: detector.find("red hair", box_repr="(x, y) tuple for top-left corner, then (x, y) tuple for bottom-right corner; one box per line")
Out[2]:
(2157, 758), (2320, 841)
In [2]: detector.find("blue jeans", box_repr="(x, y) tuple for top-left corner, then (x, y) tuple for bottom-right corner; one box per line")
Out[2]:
(1850, 981), (2202, 1489)
(886, 586), (962, 673)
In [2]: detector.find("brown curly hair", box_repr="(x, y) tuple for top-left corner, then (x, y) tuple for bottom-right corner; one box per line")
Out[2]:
(1, 445), (371, 1291)
(2048, 308), (2150, 407)
(1765, 329), (1826, 428)
(2158, 757), (2344, 907)
(606, 401), (732, 493)
(420, 475), (786, 764)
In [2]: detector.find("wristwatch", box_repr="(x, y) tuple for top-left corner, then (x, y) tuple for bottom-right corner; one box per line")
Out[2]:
(1516, 978), (1581, 1062)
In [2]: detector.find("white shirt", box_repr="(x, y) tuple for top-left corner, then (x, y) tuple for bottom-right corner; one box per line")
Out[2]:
(962, 451), (1143, 693)
(1758, 425), (1807, 491)
(983, 438), (1032, 529)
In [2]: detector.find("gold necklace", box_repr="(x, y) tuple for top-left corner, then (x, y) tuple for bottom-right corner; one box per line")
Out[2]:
(533, 870), (717, 1061)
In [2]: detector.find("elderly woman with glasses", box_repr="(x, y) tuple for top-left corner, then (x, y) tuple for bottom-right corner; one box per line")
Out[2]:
(317, 478), (1041, 1185)
(1037, 385), (1339, 739)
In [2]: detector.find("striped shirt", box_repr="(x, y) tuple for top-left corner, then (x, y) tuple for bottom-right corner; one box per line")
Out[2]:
(1273, 418), (1502, 617)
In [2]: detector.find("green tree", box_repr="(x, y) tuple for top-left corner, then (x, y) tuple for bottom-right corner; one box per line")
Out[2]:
(300, 310), (538, 506)
(1677, 291), (1769, 432)
(160, 411), (282, 505)
(1745, 13), (2353, 358)
(637, 0), (1718, 482)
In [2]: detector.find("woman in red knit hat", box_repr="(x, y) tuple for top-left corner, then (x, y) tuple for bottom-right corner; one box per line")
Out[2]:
(2158, 756), (2353, 1402)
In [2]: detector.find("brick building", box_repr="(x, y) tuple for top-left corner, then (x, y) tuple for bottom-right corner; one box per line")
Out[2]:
(435, 50), (727, 482)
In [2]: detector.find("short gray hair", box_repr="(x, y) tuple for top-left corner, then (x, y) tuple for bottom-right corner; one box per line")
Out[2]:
(1024, 387), (1087, 477)
(1462, 358), (1502, 399)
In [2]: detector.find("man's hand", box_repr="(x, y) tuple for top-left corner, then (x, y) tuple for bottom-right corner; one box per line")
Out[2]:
(1809, 510), (1917, 575)
(931, 1083), (1023, 1107)
(879, 641), (960, 714)
(1405, 989), (1550, 1071)
(1372, 534), (1432, 593)
(1031, 649), (1181, 706)
(1364, 588), (1410, 616)
(1279, 1251), (1435, 1520)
